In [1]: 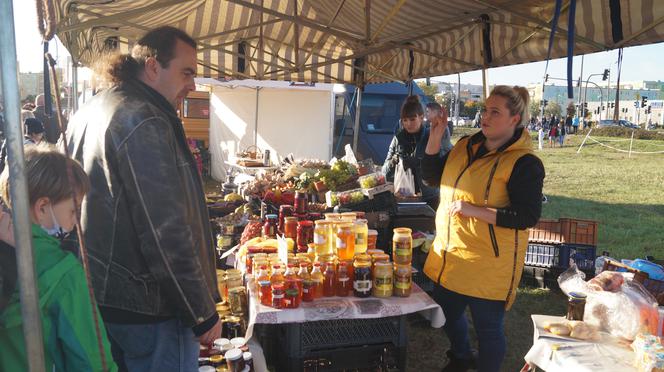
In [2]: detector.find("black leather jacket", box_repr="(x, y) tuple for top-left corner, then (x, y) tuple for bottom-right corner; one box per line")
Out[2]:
(66, 80), (219, 328)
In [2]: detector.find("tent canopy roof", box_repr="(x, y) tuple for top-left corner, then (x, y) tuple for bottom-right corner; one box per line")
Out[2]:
(53, 0), (664, 84)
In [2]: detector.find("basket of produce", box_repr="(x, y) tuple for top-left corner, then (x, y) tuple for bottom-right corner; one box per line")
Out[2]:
(236, 145), (265, 167)
(326, 188), (365, 207)
(358, 172), (386, 189)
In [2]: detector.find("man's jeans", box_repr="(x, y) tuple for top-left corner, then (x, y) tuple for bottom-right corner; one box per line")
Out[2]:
(433, 285), (506, 372)
(106, 319), (199, 372)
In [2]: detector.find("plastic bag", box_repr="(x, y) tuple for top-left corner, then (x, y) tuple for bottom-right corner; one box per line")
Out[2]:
(342, 144), (358, 165)
(558, 265), (659, 340)
(394, 159), (415, 197)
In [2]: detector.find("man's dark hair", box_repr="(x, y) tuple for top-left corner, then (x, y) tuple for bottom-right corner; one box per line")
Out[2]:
(102, 26), (196, 84)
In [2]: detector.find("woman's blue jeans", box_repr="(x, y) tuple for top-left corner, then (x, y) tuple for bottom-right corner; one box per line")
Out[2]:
(433, 285), (507, 372)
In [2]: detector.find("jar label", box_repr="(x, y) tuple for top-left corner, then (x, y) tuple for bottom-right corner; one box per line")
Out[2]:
(354, 280), (372, 292)
(396, 248), (411, 256)
(338, 277), (350, 283)
(355, 235), (366, 245)
(395, 277), (411, 289)
(285, 288), (299, 297)
(336, 238), (346, 248)
(258, 280), (271, 287)
(314, 233), (326, 244)
(374, 277), (393, 290)
(272, 294), (284, 299)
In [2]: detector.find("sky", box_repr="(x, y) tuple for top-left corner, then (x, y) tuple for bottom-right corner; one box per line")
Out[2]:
(12, 0), (664, 87)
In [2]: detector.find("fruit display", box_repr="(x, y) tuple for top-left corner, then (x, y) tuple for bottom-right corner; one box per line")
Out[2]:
(315, 160), (358, 192)
(327, 189), (365, 207)
(358, 172), (386, 189)
(223, 193), (243, 202)
(240, 220), (263, 245)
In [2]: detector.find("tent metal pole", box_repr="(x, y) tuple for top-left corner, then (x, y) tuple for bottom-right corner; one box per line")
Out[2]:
(481, 68), (488, 101)
(0, 0), (46, 370)
(254, 88), (260, 147)
(71, 61), (78, 113)
(352, 85), (363, 153)
(455, 73), (461, 126)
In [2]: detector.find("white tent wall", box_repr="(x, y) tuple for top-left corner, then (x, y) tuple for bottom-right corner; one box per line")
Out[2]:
(209, 82), (334, 181)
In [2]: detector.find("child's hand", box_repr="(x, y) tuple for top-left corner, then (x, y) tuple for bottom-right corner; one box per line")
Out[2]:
(0, 212), (14, 247)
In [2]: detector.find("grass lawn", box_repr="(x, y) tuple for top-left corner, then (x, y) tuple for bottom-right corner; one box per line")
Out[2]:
(406, 129), (664, 372)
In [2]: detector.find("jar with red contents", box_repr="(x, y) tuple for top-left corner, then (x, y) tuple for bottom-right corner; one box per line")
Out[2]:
(245, 246), (262, 274)
(294, 191), (308, 214)
(283, 217), (298, 240)
(262, 214), (279, 239)
(297, 220), (314, 252)
(278, 205), (294, 233)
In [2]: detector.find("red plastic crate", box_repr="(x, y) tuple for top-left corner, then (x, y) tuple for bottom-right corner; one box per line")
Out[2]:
(529, 218), (599, 246)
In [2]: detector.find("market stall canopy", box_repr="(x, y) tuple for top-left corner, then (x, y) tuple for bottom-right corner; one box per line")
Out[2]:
(52, 0), (664, 84)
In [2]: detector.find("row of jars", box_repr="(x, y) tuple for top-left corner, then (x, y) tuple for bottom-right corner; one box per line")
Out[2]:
(262, 209), (378, 257)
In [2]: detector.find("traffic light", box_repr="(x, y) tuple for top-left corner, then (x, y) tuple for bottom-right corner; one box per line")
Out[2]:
(542, 99), (548, 107)
(647, 106), (652, 114)
(610, 102), (615, 109)
(583, 102), (588, 109)
(634, 101), (639, 108)
(602, 69), (609, 81)
(641, 96), (648, 107)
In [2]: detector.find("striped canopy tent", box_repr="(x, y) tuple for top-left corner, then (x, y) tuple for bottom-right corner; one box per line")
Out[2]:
(51, 0), (664, 85)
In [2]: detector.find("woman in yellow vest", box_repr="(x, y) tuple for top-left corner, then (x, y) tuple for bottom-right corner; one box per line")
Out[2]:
(422, 86), (545, 372)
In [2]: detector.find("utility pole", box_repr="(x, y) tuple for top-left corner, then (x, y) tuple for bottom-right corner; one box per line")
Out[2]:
(576, 55), (584, 119)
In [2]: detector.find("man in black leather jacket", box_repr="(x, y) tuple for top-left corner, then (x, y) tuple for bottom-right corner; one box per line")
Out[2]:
(66, 27), (220, 371)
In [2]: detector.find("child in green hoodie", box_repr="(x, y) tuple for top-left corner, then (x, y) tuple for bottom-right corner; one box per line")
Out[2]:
(0, 145), (116, 372)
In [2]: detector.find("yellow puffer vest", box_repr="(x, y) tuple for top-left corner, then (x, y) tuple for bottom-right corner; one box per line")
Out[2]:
(423, 128), (536, 309)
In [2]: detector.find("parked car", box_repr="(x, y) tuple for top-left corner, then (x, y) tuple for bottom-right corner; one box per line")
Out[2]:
(598, 119), (639, 129)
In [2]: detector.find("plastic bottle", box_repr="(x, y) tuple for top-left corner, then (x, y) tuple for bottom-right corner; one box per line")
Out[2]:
(594, 251), (612, 276)
(284, 275), (301, 308)
(297, 263), (309, 298)
(310, 263), (324, 299)
(255, 265), (271, 306)
(323, 262), (336, 297)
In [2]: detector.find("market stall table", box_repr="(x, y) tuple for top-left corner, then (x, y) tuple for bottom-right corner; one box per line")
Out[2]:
(225, 161), (279, 175)
(245, 282), (445, 372)
(523, 315), (636, 372)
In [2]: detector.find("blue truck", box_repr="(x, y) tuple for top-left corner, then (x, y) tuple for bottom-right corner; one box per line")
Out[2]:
(332, 82), (431, 164)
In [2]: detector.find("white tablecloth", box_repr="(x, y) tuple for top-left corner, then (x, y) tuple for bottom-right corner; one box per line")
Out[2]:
(244, 282), (445, 372)
(524, 315), (637, 372)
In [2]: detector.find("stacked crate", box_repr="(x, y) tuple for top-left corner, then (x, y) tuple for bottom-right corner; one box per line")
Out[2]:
(522, 218), (599, 289)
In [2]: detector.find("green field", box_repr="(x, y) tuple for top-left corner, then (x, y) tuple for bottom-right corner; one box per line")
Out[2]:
(407, 129), (664, 372)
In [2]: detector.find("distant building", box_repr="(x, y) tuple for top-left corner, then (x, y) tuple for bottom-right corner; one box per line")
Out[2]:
(18, 69), (64, 102)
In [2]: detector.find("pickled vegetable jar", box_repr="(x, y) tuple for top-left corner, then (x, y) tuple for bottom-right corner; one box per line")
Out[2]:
(392, 227), (413, 265)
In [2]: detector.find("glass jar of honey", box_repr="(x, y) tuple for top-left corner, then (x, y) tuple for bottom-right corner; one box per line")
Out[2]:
(394, 264), (412, 297)
(336, 223), (355, 261)
(372, 261), (393, 298)
(392, 228), (413, 265)
(313, 220), (333, 256)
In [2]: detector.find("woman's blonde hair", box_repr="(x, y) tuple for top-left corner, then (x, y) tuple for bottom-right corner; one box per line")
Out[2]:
(489, 85), (530, 128)
(0, 144), (90, 209)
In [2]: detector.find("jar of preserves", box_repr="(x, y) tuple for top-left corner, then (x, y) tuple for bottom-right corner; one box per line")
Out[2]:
(228, 287), (247, 316)
(222, 315), (244, 339)
(394, 264), (412, 297)
(336, 261), (351, 297)
(313, 220), (333, 256)
(324, 212), (341, 221)
(255, 266), (271, 306)
(284, 276), (301, 309)
(225, 272), (244, 298)
(336, 223), (355, 261)
(371, 253), (390, 273)
(353, 260), (372, 298)
(566, 292), (587, 321)
(278, 205), (294, 233)
(262, 214), (279, 238)
(310, 263), (324, 298)
(340, 212), (357, 221)
(367, 229), (378, 250)
(271, 283), (285, 309)
(322, 262), (336, 297)
(283, 216), (298, 241)
(353, 219), (369, 255)
(245, 246), (262, 274)
(392, 227), (413, 265)
(372, 262), (393, 298)
(225, 348), (246, 372)
(294, 190), (308, 214)
(297, 220), (314, 252)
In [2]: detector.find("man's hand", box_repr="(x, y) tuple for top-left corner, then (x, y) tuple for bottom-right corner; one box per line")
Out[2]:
(0, 212), (14, 246)
(198, 318), (222, 346)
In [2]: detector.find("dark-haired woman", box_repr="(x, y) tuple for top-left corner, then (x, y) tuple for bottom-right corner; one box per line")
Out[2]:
(382, 95), (453, 208)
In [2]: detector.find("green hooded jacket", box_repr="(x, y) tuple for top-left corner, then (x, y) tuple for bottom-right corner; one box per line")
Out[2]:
(0, 224), (117, 372)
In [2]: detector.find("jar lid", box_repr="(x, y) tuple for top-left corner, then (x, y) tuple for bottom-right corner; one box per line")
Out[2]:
(393, 227), (412, 234)
(368, 229), (378, 236)
(298, 220), (314, 226)
(354, 218), (368, 225)
(224, 348), (243, 361)
(265, 214), (278, 219)
(568, 292), (587, 299)
(209, 354), (223, 364)
(315, 219), (332, 225)
(374, 261), (392, 268)
(242, 352), (253, 361)
(199, 366), (215, 372)
(230, 337), (246, 347)
(354, 253), (372, 262)
(336, 222), (353, 229)
(214, 338), (231, 347)
(279, 204), (294, 210)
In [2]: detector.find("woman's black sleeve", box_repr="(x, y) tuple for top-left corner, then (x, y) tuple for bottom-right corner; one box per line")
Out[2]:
(496, 154), (545, 230)
(382, 136), (399, 181)
(421, 152), (449, 187)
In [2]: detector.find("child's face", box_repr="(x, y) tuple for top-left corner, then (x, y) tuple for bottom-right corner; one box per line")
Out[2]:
(33, 197), (81, 233)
